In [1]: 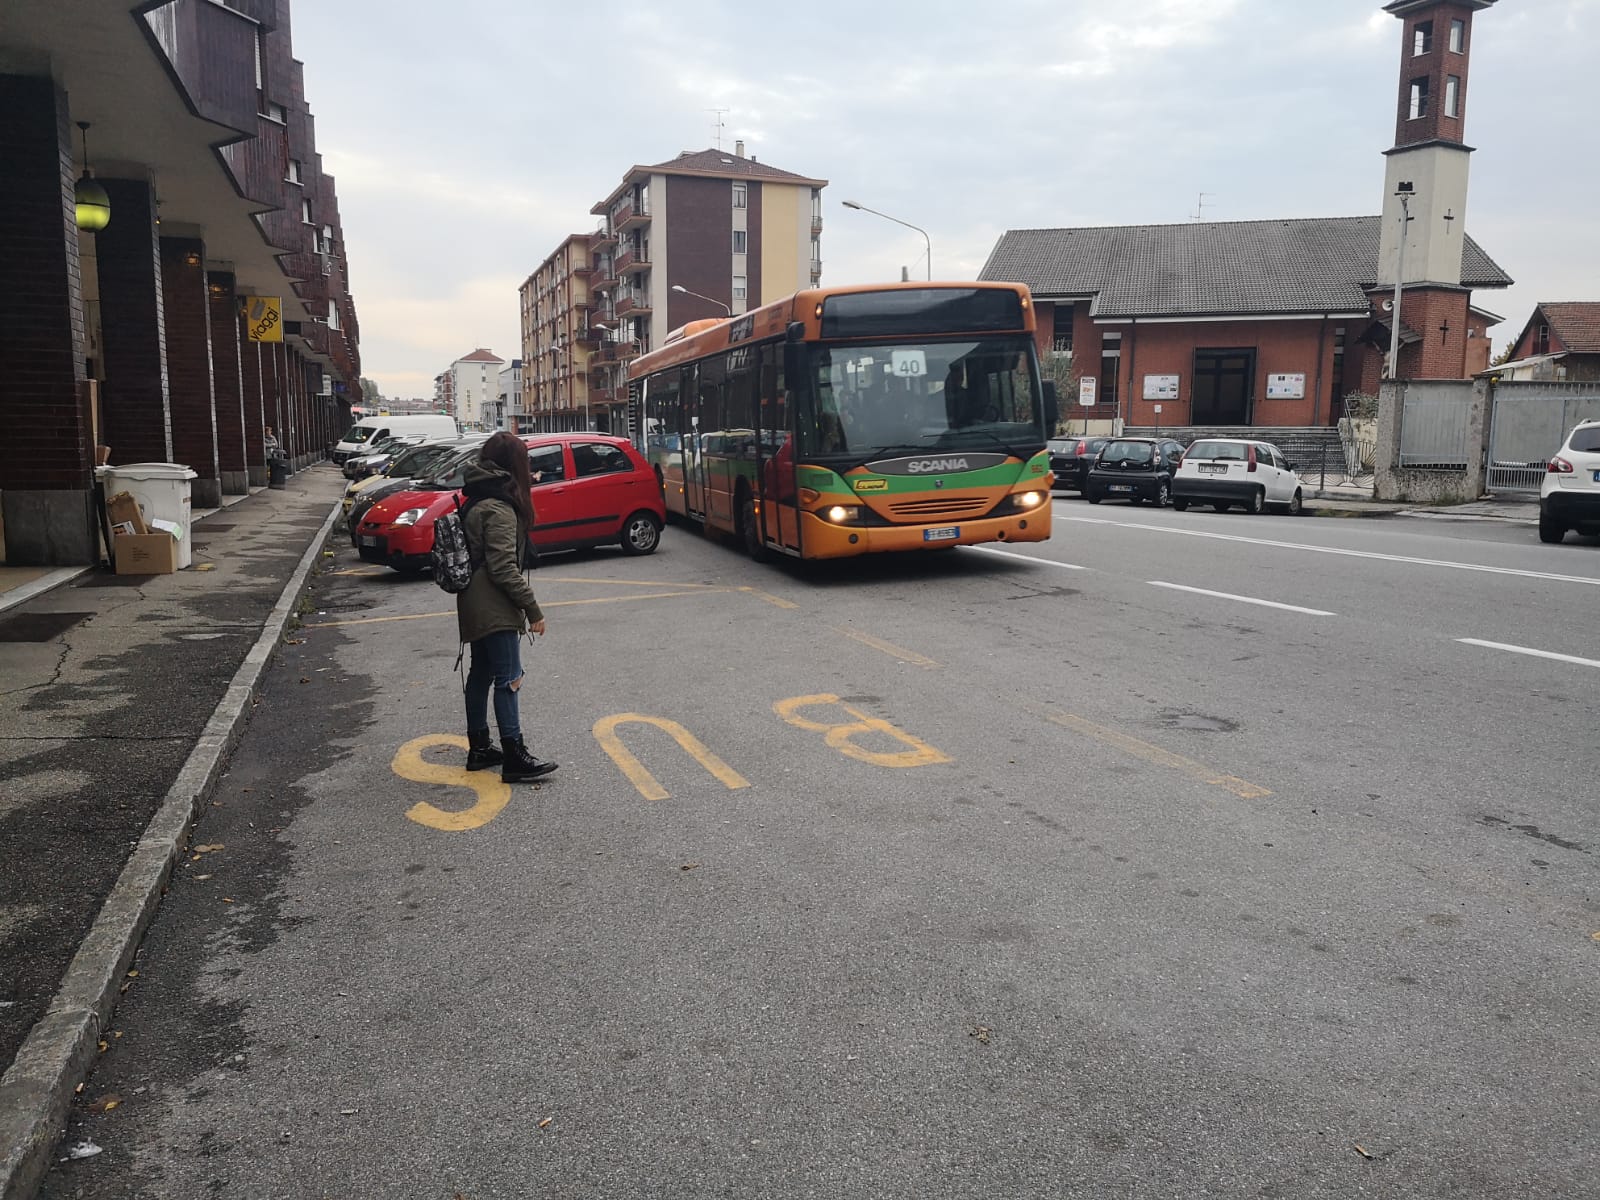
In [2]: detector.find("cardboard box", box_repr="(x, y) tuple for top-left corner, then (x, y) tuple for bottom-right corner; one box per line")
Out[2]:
(106, 491), (148, 536)
(114, 532), (178, 575)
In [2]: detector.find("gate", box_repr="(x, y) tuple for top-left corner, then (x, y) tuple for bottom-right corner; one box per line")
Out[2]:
(1486, 383), (1600, 493)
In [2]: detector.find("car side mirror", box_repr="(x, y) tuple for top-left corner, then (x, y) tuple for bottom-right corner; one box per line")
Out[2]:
(1288, 461), (1299, 472)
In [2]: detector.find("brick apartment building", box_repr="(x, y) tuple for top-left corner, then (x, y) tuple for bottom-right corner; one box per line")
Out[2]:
(981, 0), (1509, 431)
(520, 144), (827, 434)
(1, 0), (361, 566)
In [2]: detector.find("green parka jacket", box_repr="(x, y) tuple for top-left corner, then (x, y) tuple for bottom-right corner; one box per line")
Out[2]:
(455, 460), (544, 645)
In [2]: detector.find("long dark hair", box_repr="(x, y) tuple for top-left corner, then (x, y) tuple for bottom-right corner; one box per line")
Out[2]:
(479, 432), (534, 534)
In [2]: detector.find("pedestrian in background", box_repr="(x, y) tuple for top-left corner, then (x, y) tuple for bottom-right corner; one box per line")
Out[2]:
(263, 425), (281, 459)
(457, 432), (558, 782)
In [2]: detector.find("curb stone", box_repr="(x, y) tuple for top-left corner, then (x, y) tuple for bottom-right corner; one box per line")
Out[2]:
(0, 500), (341, 1200)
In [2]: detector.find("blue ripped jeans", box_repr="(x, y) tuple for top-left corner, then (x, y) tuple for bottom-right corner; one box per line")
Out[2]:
(463, 630), (523, 742)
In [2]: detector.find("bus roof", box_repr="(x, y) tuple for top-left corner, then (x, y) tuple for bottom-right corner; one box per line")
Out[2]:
(629, 280), (1034, 382)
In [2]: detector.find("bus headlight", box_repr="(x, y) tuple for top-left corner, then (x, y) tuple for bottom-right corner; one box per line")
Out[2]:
(823, 505), (862, 524)
(392, 507), (427, 527)
(1015, 491), (1045, 509)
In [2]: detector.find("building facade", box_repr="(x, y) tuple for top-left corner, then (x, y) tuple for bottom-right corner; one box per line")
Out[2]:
(2, 0), (362, 564)
(519, 235), (598, 433)
(1495, 302), (1600, 382)
(497, 359), (523, 430)
(446, 349), (504, 431)
(981, 0), (1505, 432)
(521, 144), (826, 434)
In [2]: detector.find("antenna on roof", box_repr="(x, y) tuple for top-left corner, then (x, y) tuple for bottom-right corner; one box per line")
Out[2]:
(1189, 192), (1215, 222)
(707, 108), (729, 150)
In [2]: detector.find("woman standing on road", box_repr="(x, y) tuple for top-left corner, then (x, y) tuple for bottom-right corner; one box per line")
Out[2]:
(458, 432), (558, 783)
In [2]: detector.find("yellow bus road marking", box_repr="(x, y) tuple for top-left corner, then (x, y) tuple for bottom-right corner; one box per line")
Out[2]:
(592, 714), (751, 801)
(391, 734), (513, 831)
(1036, 708), (1271, 801)
(303, 589), (733, 628)
(774, 694), (951, 768)
(544, 576), (727, 589)
(739, 586), (800, 610)
(837, 627), (939, 668)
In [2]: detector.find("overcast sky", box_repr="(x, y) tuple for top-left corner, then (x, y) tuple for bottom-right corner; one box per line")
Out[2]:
(298, 0), (1599, 400)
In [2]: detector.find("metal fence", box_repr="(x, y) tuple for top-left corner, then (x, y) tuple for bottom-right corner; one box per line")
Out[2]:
(1397, 382), (1472, 468)
(1487, 384), (1600, 493)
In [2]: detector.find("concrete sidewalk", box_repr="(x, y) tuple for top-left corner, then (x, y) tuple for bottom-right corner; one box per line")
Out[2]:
(1306, 493), (1540, 524)
(0, 466), (344, 1200)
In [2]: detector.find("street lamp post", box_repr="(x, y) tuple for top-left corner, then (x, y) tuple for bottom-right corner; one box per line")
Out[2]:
(1387, 182), (1414, 381)
(670, 283), (731, 317)
(842, 200), (931, 280)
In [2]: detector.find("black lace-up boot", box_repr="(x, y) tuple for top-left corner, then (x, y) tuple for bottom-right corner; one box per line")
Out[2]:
(500, 737), (558, 783)
(466, 728), (502, 772)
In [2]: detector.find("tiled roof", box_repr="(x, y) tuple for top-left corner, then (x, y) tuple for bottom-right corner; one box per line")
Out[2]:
(1539, 302), (1600, 353)
(456, 348), (504, 364)
(643, 148), (826, 186)
(980, 216), (1512, 318)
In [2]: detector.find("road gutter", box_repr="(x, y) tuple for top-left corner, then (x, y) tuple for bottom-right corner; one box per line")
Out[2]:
(0, 501), (340, 1200)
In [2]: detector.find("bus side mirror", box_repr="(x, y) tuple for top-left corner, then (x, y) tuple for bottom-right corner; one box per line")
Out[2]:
(783, 341), (803, 384)
(1042, 381), (1059, 430)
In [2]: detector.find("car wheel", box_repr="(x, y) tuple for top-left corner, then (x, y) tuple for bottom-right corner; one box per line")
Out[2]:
(1086, 491), (1102, 505)
(738, 490), (769, 562)
(1172, 498), (1189, 512)
(1156, 482), (1171, 507)
(1287, 489), (1303, 516)
(620, 510), (662, 555)
(1212, 502), (1231, 513)
(1248, 487), (1265, 515)
(1539, 514), (1567, 545)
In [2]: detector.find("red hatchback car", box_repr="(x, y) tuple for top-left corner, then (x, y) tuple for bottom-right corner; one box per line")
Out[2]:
(354, 434), (666, 573)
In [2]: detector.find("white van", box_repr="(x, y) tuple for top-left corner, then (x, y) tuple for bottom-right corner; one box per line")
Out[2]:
(332, 414), (458, 464)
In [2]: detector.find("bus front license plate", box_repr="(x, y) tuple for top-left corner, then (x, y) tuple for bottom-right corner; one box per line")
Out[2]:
(924, 527), (959, 542)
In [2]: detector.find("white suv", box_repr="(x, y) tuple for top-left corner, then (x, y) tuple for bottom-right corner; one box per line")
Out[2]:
(1539, 421), (1600, 544)
(1172, 438), (1305, 515)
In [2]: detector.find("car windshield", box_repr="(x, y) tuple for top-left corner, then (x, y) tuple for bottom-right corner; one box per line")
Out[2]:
(342, 425), (376, 444)
(1569, 427), (1600, 453)
(1187, 440), (1249, 461)
(796, 336), (1044, 460)
(1100, 440), (1154, 463)
(390, 443), (457, 476)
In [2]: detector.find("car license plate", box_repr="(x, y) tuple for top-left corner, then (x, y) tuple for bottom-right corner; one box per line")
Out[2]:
(923, 526), (959, 542)
(360, 535), (377, 547)
(1109, 485), (1133, 493)
(1199, 464), (1226, 475)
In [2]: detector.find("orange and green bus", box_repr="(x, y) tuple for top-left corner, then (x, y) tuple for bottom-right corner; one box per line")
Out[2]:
(627, 281), (1058, 560)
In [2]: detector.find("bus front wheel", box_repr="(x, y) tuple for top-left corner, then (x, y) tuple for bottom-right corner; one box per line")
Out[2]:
(738, 490), (769, 563)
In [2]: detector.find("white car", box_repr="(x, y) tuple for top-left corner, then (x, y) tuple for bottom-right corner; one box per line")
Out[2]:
(1539, 421), (1600, 544)
(1171, 438), (1304, 515)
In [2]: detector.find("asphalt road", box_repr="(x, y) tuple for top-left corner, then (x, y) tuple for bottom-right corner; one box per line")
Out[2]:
(41, 500), (1600, 1199)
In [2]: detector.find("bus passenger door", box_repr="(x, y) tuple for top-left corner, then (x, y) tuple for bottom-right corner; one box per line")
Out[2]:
(685, 359), (721, 522)
(757, 344), (800, 551)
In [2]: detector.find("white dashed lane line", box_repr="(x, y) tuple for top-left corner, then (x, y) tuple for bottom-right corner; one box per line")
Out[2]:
(966, 545), (1088, 570)
(1147, 581), (1335, 617)
(1457, 639), (1600, 670)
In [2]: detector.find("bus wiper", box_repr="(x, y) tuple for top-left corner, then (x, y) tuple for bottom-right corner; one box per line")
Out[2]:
(927, 428), (1025, 458)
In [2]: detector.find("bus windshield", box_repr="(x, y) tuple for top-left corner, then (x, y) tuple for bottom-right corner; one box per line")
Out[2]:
(797, 336), (1043, 460)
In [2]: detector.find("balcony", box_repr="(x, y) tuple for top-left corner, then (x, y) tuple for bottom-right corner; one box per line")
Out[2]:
(591, 386), (615, 406)
(591, 224), (618, 251)
(614, 245), (651, 275)
(576, 324), (601, 345)
(613, 197), (651, 231)
(614, 292), (652, 318)
(591, 261), (619, 292)
(591, 307), (619, 329)
(811, 215), (824, 236)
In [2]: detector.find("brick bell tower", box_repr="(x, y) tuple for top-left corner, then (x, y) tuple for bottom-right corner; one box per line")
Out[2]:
(1375, 0), (1497, 379)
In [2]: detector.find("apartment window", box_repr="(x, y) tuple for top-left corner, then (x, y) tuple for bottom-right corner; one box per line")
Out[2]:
(286, 159), (301, 184)
(732, 275), (747, 301)
(1449, 18), (1465, 52)
(732, 230), (748, 254)
(301, 198), (313, 224)
(1409, 77), (1429, 120)
(732, 183), (747, 209)
(328, 300), (340, 330)
(266, 101), (287, 124)
(1413, 20), (1432, 55)
(1536, 324), (1551, 355)
(1445, 75), (1460, 118)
